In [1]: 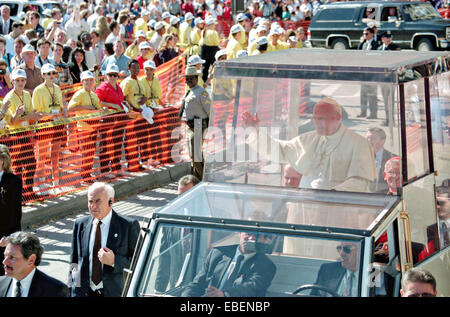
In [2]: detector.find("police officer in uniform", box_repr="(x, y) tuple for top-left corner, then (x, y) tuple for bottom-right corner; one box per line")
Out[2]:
(178, 66), (211, 180)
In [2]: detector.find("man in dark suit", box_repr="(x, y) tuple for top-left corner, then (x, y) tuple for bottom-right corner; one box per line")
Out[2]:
(366, 127), (395, 193)
(69, 182), (140, 297)
(0, 231), (69, 297)
(155, 174), (200, 293)
(181, 230), (276, 297)
(0, 6), (12, 36)
(377, 32), (400, 51)
(357, 27), (379, 119)
(314, 242), (359, 296)
(0, 144), (22, 276)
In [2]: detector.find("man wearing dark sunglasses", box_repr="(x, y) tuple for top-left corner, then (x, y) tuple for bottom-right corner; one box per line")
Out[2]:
(400, 268), (437, 297)
(313, 242), (359, 296)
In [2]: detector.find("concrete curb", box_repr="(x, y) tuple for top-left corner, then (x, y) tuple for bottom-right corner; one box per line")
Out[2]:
(22, 162), (191, 229)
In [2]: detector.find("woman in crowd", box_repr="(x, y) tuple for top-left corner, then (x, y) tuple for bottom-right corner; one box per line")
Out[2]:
(95, 63), (127, 176)
(52, 43), (73, 86)
(68, 47), (89, 84)
(0, 60), (12, 99)
(3, 69), (42, 199)
(68, 71), (101, 183)
(120, 59), (149, 172)
(0, 144), (22, 276)
(200, 17), (220, 82)
(139, 60), (163, 167)
(32, 63), (66, 195)
(157, 34), (178, 65)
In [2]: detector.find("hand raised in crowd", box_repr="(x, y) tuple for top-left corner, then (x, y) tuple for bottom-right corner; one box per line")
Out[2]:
(0, 236), (6, 248)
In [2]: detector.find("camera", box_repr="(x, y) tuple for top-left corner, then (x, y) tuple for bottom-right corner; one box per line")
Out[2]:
(55, 63), (68, 69)
(0, 69), (6, 75)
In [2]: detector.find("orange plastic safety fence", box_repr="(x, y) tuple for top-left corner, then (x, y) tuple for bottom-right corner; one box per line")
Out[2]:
(0, 55), (189, 205)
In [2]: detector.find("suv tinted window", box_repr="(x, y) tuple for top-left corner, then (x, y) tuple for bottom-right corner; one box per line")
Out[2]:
(317, 8), (356, 21)
(403, 3), (442, 20)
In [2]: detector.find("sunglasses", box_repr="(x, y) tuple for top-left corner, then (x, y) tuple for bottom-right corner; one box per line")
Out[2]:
(363, 33), (369, 35)
(107, 73), (118, 77)
(45, 72), (58, 76)
(337, 245), (355, 254)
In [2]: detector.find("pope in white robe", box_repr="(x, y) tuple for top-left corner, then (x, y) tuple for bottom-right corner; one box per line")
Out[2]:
(243, 97), (377, 193)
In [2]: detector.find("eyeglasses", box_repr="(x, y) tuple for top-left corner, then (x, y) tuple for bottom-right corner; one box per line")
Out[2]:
(363, 33), (369, 35)
(107, 73), (118, 77)
(406, 293), (436, 297)
(337, 245), (355, 254)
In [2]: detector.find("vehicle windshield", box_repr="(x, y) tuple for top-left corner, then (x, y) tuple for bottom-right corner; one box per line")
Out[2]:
(403, 3), (443, 20)
(136, 223), (365, 297)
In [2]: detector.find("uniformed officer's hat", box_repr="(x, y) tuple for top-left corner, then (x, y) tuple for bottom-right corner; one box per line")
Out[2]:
(180, 66), (201, 77)
(381, 31), (392, 38)
(188, 55), (205, 66)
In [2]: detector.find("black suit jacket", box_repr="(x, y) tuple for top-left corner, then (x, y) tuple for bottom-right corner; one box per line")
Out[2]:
(377, 43), (400, 51)
(357, 39), (379, 50)
(314, 261), (346, 295)
(182, 244), (276, 297)
(0, 269), (69, 297)
(0, 172), (22, 276)
(0, 19), (12, 35)
(370, 149), (394, 193)
(70, 210), (140, 297)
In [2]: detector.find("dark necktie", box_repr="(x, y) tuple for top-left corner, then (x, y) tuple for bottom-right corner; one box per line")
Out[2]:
(92, 221), (102, 285)
(442, 222), (449, 246)
(223, 255), (244, 290)
(15, 281), (21, 297)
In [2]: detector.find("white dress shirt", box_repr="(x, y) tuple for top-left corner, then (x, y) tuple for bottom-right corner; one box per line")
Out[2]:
(7, 268), (36, 297)
(89, 210), (112, 290)
(337, 269), (358, 297)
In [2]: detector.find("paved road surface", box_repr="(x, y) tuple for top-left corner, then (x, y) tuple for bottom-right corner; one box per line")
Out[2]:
(29, 182), (179, 285)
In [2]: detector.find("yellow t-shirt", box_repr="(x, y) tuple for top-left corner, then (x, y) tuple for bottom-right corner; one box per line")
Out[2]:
(146, 30), (155, 41)
(190, 27), (202, 46)
(125, 44), (140, 60)
(228, 24), (246, 46)
(32, 83), (63, 114)
(200, 29), (220, 47)
(139, 76), (162, 106)
(68, 89), (100, 110)
(4, 90), (33, 129)
(134, 18), (148, 35)
(120, 77), (145, 110)
(168, 26), (179, 36)
(178, 22), (191, 48)
(226, 38), (243, 59)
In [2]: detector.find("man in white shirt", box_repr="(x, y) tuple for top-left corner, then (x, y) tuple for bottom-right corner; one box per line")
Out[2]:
(150, 22), (166, 50)
(0, 231), (69, 297)
(87, 5), (104, 31)
(366, 127), (394, 193)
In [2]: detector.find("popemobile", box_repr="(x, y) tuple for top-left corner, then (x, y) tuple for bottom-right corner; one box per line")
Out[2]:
(124, 49), (450, 297)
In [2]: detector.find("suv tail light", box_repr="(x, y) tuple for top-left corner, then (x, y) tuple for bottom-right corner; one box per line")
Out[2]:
(307, 28), (311, 41)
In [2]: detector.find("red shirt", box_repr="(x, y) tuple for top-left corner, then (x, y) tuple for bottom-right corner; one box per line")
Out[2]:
(136, 55), (148, 69)
(182, 3), (195, 14)
(95, 82), (124, 106)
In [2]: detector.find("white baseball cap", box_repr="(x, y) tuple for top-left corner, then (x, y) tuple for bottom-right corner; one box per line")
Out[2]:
(136, 30), (147, 38)
(142, 10), (150, 16)
(170, 16), (180, 25)
(205, 16), (217, 26)
(215, 49), (227, 61)
(257, 36), (268, 46)
(143, 60), (156, 69)
(43, 9), (52, 17)
(105, 64), (120, 74)
(230, 24), (244, 34)
(80, 71), (95, 81)
(256, 25), (267, 33)
(21, 44), (36, 56)
(41, 63), (57, 75)
(188, 55), (205, 66)
(162, 12), (171, 19)
(237, 13), (247, 22)
(236, 50), (248, 58)
(154, 21), (165, 31)
(288, 36), (298, 43)
(253, 17), (261, 26)
(11, 68), (27, 80)
(148, 19), (156, 28)
(139, 41), (152, 50)
(185, 12), (194, 21)
(194, 17), (204, 25)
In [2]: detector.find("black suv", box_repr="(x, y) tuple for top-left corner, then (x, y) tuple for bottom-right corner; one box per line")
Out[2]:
(308, 0), (450, 51)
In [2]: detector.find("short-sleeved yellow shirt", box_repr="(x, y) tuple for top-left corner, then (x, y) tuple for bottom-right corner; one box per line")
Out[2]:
(139, 76), (162, 107)
(120, 77), (145, 110)
(4, 90), (33, 129)
(32, 83), (63, 114)
(68, 89), (101, 110)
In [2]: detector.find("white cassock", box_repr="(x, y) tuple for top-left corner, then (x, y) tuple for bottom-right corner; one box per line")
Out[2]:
(248, 124), (377, 192)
